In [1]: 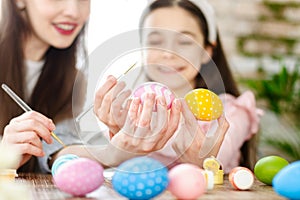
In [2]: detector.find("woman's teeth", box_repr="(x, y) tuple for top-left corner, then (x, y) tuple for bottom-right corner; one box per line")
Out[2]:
(56, 24), (75, 31)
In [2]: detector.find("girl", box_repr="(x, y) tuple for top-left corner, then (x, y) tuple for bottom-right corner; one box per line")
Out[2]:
(95, 0), (261, 173)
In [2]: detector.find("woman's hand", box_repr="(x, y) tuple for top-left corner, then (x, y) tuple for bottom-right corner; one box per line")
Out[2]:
(1, 111), (55, 168)
(94, 76), (131, 136)
(172, 99), (229, 167)
(104, 94), (181, 166)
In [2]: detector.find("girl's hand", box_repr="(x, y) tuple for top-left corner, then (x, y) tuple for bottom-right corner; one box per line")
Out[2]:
(94, 76), (131, 136)
(105, 94), (181, 166)
(172, 99), (229, 167)
(1, 111), (55, 168)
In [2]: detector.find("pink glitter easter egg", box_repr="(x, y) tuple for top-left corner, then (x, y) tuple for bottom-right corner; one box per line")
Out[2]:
(53, 158), (104, 197)
(133, 82), (175, 109)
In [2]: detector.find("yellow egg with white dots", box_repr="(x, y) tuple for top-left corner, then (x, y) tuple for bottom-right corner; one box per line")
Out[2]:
(184, 89), (223, 121)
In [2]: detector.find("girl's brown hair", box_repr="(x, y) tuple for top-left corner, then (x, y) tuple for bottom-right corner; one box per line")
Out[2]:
(0, 1), (87, 171)
(139, 0), (256, 169)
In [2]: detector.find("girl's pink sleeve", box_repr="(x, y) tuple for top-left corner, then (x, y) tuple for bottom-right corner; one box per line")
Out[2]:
(216, 91), (263, 173)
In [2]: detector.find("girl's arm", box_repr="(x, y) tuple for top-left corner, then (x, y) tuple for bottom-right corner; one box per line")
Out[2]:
(216, 91), (262, 173)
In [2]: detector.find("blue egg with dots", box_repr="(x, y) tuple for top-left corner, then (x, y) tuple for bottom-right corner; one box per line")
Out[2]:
(51, 154), (79, 176)
(112, 156), (169, 200)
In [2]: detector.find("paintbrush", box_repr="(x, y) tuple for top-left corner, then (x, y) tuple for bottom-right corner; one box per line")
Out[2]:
(75, 62), (137, 123)
(1, 84), (66, 147)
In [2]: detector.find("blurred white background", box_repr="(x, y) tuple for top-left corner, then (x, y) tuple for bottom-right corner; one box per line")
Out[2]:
(88, 0), (147, 53)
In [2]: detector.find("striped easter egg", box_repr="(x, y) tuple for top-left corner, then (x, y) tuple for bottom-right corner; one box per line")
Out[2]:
(184, 89), (223, 121)
(133, 82), (175, 110)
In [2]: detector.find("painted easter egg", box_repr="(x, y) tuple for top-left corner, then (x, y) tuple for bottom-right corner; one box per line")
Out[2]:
(184, 88), (223, 121)
(53, 158), (104, 196)
(112, 156), (169, 200)
(229, 167), (254, 190)
(51, 154), (79, 176)
(254, 155), (289, 185)
(168, 163), (206, 199)
(273, 160), (300, 199)
(133, 82), (175, 110)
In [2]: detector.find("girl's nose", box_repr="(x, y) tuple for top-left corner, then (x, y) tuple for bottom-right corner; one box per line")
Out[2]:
(162, 41), (177, 59)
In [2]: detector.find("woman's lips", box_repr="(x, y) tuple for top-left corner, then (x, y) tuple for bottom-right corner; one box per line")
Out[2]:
(54, 23), (77, 35)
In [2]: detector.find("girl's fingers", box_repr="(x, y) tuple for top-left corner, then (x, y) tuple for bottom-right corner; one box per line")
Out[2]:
(152, 96), (167, 133)
(95, 83), (122, 122)
(94, 75), (117, 111)
(199, 115), (229, 158)
(111, 89), (131, 122)
(180, 99), (197, 127)
(99, 81), (127, 116)
(168, 99), (181, 134)
(122, 97), (141, 135)
(137, 93), (155, 128)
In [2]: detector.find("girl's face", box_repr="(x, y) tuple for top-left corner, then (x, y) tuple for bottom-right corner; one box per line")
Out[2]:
(141, 6), (211, 93)
(20, 0), (90, 50)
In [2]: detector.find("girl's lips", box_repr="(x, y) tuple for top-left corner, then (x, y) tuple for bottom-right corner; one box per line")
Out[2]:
(54, 23), (77, 35)
(157, 66), (185, 74)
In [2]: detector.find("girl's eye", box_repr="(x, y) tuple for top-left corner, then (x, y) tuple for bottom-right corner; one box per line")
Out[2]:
(178, 40), (193, 45)
(147, 39), (163, 46)
(177, 34), (195, 46)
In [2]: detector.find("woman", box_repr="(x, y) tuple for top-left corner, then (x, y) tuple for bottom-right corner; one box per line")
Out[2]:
(0, 0), (179, 173)
(0, 0), (90, 172)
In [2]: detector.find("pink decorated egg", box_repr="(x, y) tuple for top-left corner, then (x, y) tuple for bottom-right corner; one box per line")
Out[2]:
(53, 158), (104, 197)
(168, 163), (206, 199)
(133, 82), (175, 110)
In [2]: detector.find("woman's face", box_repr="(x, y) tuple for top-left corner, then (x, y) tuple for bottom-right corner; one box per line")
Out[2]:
(141, 6), (211, 92)
(20, 0), (90, 49)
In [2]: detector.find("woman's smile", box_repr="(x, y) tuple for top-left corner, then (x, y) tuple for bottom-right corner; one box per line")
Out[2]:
(53, 22), (78, 35)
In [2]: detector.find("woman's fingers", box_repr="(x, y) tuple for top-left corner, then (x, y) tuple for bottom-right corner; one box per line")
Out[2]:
(8, 112), (54, 144)
(11, 111), (55, 132)
(14, 143), (44, 157)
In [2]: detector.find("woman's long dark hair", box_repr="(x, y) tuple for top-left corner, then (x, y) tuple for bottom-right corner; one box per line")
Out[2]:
(139, 0), (256, 169)
(0, 1), (87, 171)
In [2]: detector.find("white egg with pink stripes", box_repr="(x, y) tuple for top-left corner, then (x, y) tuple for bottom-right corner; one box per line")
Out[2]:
(133, 82), (175, 110)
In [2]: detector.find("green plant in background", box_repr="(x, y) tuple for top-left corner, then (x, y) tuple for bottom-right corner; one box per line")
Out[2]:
(240, 60), (300, 161)
(242, 61), (300, 116)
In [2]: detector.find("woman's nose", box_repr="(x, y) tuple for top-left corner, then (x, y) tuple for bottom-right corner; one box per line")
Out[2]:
(63, 0), (80, 19)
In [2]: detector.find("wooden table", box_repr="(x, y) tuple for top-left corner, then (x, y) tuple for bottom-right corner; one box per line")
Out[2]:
(15, 173), (286, 200)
